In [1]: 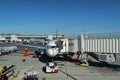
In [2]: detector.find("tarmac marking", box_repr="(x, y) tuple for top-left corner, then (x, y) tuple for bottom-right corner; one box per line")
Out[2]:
(97, 68), (120, 76)
(59, 69), (78, 80)
(69, 73), (102, 76)
(27, 63), (39, 71)
(64, 65), (80, 67)
(68, 72), (120, 76)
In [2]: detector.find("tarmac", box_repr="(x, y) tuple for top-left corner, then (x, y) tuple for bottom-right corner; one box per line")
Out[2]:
(0, 42), (120, 80)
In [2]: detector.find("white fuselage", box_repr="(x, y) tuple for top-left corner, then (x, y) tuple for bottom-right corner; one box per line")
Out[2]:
(45, 39), (68, 57)
(45, 40), (59, 57)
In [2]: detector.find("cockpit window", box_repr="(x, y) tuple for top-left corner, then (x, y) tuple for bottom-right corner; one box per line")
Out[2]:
(51, 46), (56, 48)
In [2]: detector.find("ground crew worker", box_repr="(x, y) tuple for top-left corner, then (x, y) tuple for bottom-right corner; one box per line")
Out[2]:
(22, 48), (30, 62)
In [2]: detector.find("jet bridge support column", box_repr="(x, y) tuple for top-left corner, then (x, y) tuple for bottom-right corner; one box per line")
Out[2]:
(80, 33), (84, 61)
(80, 33), (89, 66)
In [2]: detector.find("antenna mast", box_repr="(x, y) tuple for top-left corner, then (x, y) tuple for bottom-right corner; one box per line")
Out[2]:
(56, 29), (58, 38)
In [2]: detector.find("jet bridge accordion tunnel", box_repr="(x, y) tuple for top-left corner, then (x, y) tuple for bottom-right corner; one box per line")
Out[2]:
(70, 32), (120, 63)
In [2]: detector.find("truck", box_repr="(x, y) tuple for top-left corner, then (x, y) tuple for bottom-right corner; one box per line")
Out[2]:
(1, 46), (17, 55)
(23, 71), (38, 80)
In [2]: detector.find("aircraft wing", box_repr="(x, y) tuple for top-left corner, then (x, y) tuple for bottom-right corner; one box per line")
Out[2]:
(16, 43), (45, 49)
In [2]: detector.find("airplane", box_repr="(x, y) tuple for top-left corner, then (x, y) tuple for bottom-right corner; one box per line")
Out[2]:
(16, 38), (69, 57)
(15, 30), (80, 64)
(16, 38), (80, 62)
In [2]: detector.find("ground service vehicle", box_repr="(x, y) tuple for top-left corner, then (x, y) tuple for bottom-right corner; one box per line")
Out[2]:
(45, 62), (58, 73)
(0, 65), (15, 80)
(23, 71), (38, 80)
(1, 46), (17, 55)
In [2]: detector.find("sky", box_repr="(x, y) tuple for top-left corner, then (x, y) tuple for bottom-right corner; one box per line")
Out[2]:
(0, 0), (120, 35)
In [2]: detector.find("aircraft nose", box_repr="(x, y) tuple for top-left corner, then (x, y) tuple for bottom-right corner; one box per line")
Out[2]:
(46, 48), (58, 57)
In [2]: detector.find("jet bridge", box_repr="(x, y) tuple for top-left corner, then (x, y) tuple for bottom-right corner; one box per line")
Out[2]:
(78, 32), (120, 63)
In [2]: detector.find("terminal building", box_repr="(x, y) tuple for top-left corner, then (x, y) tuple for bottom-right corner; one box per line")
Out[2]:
(0, 33), (62, 43)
